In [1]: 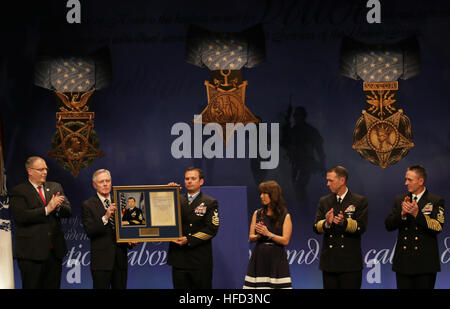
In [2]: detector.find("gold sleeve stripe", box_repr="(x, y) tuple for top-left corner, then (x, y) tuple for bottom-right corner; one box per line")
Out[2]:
(193, 232), (213, 240)
(346, 218), (358, 233)
(425, 215), (443, 232)
(437, 207), (445, 224)
(315, 220), (326, 234)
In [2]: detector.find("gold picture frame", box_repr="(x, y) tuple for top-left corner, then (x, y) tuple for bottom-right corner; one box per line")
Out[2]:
(113, 185), (182, 242)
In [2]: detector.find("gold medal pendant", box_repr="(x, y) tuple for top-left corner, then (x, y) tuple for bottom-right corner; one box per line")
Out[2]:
(47, 89), (104, 177)
(185, 24), (265, 144)
(340, 38), (420, 168)
(34, 49), (112, 177)
(196, 70), (259, 143)
(353, 82), (414, 168)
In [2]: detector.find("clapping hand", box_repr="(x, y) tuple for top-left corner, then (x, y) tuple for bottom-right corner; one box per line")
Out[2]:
(333, 211), (345, 225)
(325, 208), (334, 226)
(46, 192), (65, 214)
(401, 196), (419, 218)
(255, 221), (269, 237)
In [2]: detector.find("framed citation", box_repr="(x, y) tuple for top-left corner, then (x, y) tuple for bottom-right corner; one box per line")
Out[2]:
(113, 185), (182, 242)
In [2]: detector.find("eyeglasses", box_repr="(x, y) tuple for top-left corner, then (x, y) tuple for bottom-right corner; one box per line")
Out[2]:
(30, 167), (49, 173)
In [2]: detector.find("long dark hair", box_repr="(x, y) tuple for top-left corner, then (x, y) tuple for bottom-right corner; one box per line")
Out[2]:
(258, 180), (287, 228)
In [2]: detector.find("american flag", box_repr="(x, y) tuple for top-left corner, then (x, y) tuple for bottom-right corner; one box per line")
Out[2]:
(120, 192), (127, 216)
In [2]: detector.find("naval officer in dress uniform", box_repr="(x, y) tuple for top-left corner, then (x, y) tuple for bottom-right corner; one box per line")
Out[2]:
(122, 197), (144, 225)
(385, 165), (445, 289)
(313, 166), (368, 289)
(167, 167), (219, 289)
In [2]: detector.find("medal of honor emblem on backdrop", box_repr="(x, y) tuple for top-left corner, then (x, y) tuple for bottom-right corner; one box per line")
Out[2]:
(34, 48), (112, 177)
(185, 24), (266, 143)
(340, 38), (419, 168)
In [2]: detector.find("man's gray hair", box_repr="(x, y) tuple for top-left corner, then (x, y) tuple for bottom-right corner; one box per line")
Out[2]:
(92, 169), (111, 183)
(25, 156), (44, 169)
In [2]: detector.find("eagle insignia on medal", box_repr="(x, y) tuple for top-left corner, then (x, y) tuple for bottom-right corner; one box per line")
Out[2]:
(34, 52), (112, 178)
(340, 38), (420, 168)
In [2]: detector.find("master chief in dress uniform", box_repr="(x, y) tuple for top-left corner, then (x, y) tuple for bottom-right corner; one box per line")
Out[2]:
(167, 167), (219, 289)
(385, 165), (445, 289)
(122, 197), (144, 225)
(313, 166), (368, 289)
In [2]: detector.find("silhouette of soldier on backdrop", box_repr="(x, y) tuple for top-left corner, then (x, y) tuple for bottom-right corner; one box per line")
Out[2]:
(281, 104), (326, 204)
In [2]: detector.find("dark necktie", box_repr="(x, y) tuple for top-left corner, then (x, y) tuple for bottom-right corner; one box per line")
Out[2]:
(104, 199), (115, 228)
(337, 197), (343, 213)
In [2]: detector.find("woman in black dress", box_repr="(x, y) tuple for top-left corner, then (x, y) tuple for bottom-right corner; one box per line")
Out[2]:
(243, 180), (293, 289)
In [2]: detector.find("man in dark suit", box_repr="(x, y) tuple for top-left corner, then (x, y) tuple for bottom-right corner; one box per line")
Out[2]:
(10, 156), (72, 289)
(313, 166), (368, 289)
(81, 169), (132, 289)
(168, 167), (219, 289)
(385, 165), (445, 289)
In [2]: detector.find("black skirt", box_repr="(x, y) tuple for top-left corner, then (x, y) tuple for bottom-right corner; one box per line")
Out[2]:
(243, 241), (292, 289)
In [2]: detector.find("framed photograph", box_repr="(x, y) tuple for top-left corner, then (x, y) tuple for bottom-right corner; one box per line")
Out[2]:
(113, 185), (182, 242)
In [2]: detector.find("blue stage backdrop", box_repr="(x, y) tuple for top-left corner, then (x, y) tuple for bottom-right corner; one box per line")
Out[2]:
(3, 0), (450, 288)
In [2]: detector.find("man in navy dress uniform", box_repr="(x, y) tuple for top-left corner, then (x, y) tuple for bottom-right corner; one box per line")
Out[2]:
(122, 197), (144, 225)
(385, 165), (445, 289)
(167, 167), (219, 289)
(313, 166), (368, 289)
